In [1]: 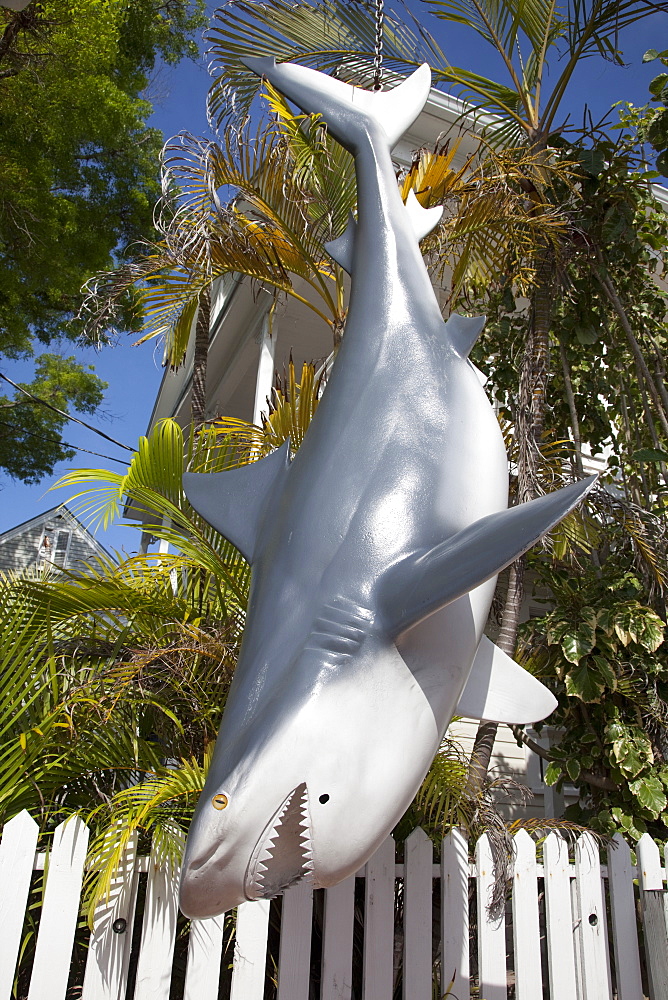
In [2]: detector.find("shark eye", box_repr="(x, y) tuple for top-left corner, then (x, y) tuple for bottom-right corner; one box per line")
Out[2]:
(319, 794), (330, 804)
(211, 793), (229, 810)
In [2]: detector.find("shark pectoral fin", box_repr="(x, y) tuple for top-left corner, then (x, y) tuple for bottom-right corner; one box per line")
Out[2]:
(445, 313), (486, 357)
(324, 212), (357, 273)
(405, 188), (443, 241)
(471, 362), (488, 386)
(381, 475), (597, 636)
(456, 636), (556, 723)
(183, 439), (291, 563)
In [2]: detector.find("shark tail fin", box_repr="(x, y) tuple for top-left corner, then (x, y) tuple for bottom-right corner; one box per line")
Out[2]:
(241, 57), (432, 152)
(381, 474), (597, 636)
(366, 63), (433, 148)
(183, 440), (290, 563)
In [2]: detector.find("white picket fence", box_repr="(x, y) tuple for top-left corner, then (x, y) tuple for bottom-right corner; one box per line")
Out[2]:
(1, 810), (666, 1000)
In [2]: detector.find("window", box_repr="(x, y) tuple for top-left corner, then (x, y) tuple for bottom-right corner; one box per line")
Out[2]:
(37, 526), (71, 566)
(53, 530), (71, 566)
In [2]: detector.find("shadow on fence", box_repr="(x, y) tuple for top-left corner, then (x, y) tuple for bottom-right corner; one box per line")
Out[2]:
(1, 811), (666, 999)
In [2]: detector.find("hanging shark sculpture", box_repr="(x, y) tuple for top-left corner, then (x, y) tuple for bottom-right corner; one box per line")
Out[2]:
(179, 58), (596, 919)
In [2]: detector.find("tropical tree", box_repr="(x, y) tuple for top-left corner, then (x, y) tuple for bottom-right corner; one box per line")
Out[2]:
(640, 46), (668, 175)
(80, 87), (358, 425)
(0, 419), (249, 827)
(518, 528), (668, 839)
(0, 0), (207, 480)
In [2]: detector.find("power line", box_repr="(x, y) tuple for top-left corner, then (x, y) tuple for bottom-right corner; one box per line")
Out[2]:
(0, 419), (130, 467)
(0, 371), (135, 453)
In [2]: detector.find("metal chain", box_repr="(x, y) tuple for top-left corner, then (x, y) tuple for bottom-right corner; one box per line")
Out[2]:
(372, 0), (384, 91)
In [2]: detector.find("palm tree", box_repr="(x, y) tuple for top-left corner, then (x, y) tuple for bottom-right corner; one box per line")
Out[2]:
(0, 416), (254, 826)
(80, 90), (357, 422)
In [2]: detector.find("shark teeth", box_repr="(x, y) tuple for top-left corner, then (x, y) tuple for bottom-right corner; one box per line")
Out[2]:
(247, 783), (314, 898)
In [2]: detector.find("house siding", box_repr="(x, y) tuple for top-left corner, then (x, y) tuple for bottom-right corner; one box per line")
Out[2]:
(0, 507), (110, 576)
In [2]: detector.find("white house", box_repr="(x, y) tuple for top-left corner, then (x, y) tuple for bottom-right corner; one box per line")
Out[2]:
(0, 504), (112, 576)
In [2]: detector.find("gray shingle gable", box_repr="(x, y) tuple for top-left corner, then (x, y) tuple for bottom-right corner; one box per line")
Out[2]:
(0, 505), (113, 575)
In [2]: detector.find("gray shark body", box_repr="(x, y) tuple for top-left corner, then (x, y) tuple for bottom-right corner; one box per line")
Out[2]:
(179, 60), (595, 919)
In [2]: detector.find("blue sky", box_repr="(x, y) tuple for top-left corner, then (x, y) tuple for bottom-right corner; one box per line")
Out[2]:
(0, 0), (666, 554)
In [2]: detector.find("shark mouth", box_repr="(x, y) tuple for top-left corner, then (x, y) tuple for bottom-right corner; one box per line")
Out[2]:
(246, 782), (314, 898)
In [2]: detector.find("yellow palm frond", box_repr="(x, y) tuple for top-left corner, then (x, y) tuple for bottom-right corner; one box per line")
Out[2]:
(202, 359), (326, 461)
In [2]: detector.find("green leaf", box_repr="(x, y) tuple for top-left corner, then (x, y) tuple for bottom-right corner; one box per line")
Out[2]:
(544, 761), (562, 786)
(575, 325), (599, 344)
(592, 655), (617, 691)
(561, 622), (596, 664)
(649, 73), (668, 98)
(578, 148), (605, 177)
(565, 662), (606, 702)
(566, 758), (581, 782)
(628, 775), (667, 818)
(632, 448), (668, 463)
(637, 614), (664, 653)
(612, 733), (652, 778)
(643, 48), (659, 62)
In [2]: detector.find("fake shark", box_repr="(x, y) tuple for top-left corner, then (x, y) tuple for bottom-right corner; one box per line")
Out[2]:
(179, 58), (596, 919)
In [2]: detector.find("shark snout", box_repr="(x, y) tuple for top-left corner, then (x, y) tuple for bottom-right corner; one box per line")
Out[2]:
(179, 781), (315, 917)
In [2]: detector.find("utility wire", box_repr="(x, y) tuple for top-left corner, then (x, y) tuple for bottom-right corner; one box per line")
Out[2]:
(0, 371), (135, 453)
(0, 419), (130, 467)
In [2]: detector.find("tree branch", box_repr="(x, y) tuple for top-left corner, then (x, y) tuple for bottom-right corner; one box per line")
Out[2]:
(0, 6), (40, 66)
(509, 723), (618, 791)
(594, 256), (668, 439)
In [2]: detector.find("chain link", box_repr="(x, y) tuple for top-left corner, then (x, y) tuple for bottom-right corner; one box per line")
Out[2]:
(372, 0), (384, 91)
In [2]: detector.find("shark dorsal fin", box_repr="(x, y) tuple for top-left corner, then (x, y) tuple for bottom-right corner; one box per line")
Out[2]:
(183, 440), (291, 563)
(380, 475), (597, 636)
(404, 189), (443, 242)
(325, 212), (357, 274)
(445, 314), (486, 357)
(456, 636), (557, 723)
(325, 191), (442, 273)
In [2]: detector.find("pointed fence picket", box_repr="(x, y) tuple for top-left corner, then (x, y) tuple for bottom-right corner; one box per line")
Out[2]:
(320, 875), (355, 1000)
(28, 816), (90, 1000)
(183, 914), (226, 1000)
(133, 830), (183, 1000)
(574, 832), (613, 1000)
(81, 830), (139, 1000)
(403, 827), (433, 1000)
(441, 828), (469, 1000)
(0, 810), (38, 1000)
(4, 813), (668, 999)
(277, 879), (314, 1000)
(476, 833), (507, 1000)
(229, 898), (270, 1000)
(363, 834), (396, 1000)
(638, 832), (668, 1000)
(607, 833), (643, 1000)
(511, 829), (542, 1000)
(543, 830), (578, 998)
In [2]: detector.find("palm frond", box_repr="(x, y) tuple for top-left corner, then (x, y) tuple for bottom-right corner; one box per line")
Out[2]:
(83, 750), (211, 925)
